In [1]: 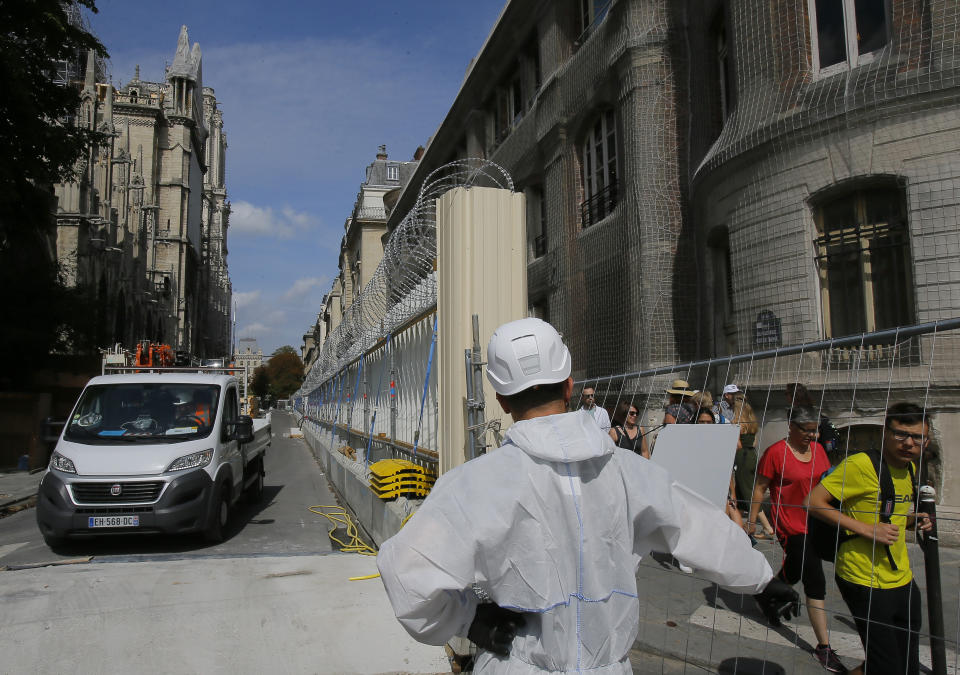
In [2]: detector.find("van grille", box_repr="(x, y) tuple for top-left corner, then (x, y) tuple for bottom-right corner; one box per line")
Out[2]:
(75, 506), (154, 514)
(71, 481), (164, 504)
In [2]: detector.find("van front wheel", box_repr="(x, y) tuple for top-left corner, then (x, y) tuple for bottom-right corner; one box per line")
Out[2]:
(203, 482), (230, 544)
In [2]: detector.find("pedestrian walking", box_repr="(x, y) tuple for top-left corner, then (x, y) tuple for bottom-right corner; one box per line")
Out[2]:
(748, 407), (847, 673)
(377, 318), (799, 674)
(807, 402), (933, 675)
(786, 383), (843, 459)
(732, 395), (775, 539)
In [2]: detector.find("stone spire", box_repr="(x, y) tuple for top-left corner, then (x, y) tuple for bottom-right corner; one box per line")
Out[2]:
(105, 82), (113, 117)
(83, 49), (96, 92)
(190, 43), (203, 92)
(168, 25), (200, 81)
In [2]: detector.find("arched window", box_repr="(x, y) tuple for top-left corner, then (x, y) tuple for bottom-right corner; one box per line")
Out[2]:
(580, 109), (618, 228)
(811, 178), (914, 337)
(708, 225), (736, 354)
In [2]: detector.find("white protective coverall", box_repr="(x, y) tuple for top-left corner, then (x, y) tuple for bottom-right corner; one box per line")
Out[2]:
(377, 409), (773, 674)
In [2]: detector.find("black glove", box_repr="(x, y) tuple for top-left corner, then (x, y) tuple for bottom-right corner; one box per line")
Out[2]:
(754, 577), (800, 627)
(467, 603), (526, 656)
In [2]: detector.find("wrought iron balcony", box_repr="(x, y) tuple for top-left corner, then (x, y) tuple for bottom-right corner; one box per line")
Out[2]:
(580, 181), (618, 228)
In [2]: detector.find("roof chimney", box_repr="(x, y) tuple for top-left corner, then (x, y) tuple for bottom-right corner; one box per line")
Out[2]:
(413, 145), (425, 161)
(376, 144), (388, 160)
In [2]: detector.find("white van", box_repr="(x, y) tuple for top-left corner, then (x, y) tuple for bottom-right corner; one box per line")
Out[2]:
(36, 372), (271, 547)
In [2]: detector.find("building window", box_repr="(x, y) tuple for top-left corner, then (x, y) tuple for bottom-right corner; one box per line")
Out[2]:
(708, 226), (737, 354)
(714, 10), (733, 123)
(580, 109), (618, 228)
(576, 0), (613, 46)
(809, 0), (889, 75)
(526, 186), (548, 260)
(813, 181), (913, 338)
(386, 164), (399, 181)
(525, 36), (541, 108)
(491, 76), (524, 150)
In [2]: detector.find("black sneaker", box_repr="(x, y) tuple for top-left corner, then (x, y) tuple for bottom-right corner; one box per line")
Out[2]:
(813, 645), (847, 673)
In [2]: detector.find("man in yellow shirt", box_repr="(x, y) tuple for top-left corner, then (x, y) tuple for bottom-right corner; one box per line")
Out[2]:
(807, 402), (933, 675)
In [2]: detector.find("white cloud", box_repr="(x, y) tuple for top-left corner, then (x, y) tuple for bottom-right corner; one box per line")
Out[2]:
(233, 290), (261, 309)
(282, 277), (326, 301)
(240, 322), (269, 336)
(231, 200), (323, 239)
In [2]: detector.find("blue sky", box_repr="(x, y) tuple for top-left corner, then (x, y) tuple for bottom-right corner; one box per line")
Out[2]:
(89, 0), (505, 357)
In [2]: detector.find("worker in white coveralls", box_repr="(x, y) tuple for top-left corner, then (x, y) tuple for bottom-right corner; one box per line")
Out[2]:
(377, 318), (799, 673)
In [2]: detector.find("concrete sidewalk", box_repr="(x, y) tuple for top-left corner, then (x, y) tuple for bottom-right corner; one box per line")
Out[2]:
(3, 454), (957, 673)
(0, 553), (450, 674)
(632, 539), (960, 674)
(0, 469), (42, 513)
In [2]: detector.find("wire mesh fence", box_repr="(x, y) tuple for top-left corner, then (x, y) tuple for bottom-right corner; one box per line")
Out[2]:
(581, 318), (960, 673)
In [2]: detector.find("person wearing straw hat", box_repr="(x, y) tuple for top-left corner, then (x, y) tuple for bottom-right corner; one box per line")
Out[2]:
(663, 378), (698, 425)
(377, 318), (799, 674)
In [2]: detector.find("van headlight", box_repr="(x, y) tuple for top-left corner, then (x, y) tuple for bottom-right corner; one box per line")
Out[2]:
(167, 448), (213, 472)
(51, 451), (76, 474)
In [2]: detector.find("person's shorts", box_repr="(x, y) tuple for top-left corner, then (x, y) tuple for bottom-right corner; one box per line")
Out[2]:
(777, 534), (826, 600)
(835, 576), (921, 675)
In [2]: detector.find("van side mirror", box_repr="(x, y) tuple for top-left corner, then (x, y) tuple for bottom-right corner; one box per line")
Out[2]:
(229, 416), (254, 443)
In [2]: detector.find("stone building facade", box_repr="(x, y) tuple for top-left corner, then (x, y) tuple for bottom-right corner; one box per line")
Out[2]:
(54, 26), (232, 359)
(383, 0), (960, 373)
(378, 1), (960, 513)
(303, 147), (419, 360)
(233, 337), (263, 374)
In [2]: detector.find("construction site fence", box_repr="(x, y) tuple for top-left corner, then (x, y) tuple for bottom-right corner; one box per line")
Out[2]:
(294, 311), (439, 467)
(297, 417), (438, 473)
(579, 317), (960, 672)
(579, 317), (959, 506)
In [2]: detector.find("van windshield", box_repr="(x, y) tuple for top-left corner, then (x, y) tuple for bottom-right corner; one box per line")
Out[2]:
(64, 383), (220, 444)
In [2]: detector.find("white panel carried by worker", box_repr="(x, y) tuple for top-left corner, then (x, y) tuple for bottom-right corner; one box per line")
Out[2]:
(377, 318), (799, 674)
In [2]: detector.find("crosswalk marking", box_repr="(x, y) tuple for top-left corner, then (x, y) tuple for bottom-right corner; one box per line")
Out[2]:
(0, 542), (29, 559)
(690, 604), (957, 673)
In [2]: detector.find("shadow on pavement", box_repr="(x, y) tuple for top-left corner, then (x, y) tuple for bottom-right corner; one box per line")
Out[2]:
(718, 657), (786, 674)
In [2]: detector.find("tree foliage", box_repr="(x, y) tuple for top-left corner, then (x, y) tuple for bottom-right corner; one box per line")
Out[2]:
(266, 346), (304, 399)
(250, 365), (270, 399)
(0, 0), (107, 201)
(0, 1), (107, 386)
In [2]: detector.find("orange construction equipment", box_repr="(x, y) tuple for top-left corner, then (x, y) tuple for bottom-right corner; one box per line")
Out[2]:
(135, 342), (175, 368)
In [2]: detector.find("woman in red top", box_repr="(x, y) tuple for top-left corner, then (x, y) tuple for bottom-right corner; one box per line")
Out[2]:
(748, 407), (846, 673)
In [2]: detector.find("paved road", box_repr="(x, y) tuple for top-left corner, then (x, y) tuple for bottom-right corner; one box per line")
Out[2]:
(2, 413), (957, 673)
(0, 413), (339, 568)
(0, 415), (449, 674)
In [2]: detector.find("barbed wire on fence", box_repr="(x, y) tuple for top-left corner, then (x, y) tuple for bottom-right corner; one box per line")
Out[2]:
(296, 158), (514, 400)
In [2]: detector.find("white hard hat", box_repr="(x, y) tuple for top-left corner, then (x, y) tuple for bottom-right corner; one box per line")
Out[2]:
(722, 384), (740, 395)
(486, 318), (571, 396)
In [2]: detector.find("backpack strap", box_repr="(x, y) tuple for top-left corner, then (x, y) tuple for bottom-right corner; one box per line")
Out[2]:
(864, 449), (900, 571)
